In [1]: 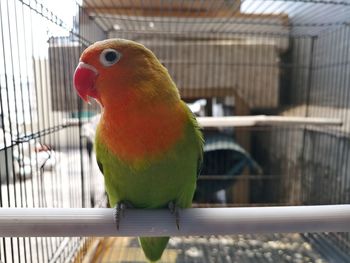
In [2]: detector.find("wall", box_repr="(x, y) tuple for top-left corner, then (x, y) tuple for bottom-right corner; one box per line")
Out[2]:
(254, 23), (350, 260)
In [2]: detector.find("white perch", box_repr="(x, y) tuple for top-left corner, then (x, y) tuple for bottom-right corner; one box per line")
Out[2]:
(0, 205), (349, 237)
(197, 115), (343, 127)
(68, 115), (342, 129)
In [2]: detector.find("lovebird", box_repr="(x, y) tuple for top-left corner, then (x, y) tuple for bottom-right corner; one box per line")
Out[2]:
(73, 39), (203, 262)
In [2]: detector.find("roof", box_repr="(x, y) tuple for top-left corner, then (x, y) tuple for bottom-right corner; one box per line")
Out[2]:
(82, 0), (350, 37)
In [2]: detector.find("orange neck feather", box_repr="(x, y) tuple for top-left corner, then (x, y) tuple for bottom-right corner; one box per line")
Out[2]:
(98, 92), (187, 163)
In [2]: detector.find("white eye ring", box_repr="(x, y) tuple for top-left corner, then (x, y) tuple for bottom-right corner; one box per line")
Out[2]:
(99, 48), (121, 67)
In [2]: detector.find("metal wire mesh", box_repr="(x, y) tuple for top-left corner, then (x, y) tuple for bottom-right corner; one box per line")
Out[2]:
(0, 0), (350, 262)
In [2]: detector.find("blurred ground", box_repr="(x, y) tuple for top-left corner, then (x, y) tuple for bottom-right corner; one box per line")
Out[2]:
(88, 234), (326, 263)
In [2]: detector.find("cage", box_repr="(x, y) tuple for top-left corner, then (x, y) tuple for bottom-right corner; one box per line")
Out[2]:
(0, 0), (349, 262)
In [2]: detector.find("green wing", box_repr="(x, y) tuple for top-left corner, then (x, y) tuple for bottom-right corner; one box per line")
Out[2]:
(183, 101), (204, 178)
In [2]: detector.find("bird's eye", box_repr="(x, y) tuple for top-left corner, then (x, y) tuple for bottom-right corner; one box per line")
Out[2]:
(99, 49), (121, 67)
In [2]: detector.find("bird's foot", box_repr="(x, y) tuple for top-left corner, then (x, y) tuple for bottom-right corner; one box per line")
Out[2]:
(168, 201), (180, 230)
(113, 201), (133, 230)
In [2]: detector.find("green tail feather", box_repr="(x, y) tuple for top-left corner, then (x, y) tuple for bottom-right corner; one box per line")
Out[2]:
(139, 236), (169, 262)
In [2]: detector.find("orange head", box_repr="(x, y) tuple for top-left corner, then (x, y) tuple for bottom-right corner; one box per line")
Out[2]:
(73, 39), (179, 109)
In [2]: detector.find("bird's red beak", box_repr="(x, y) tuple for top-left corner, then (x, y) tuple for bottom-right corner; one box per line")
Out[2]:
(73, 62), (99, 103)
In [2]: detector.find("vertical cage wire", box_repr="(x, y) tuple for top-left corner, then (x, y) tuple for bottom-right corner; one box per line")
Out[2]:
(0, 0), (105, 262)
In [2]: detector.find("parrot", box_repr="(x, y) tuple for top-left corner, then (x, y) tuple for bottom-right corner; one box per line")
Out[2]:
(73, 38), (203, 262)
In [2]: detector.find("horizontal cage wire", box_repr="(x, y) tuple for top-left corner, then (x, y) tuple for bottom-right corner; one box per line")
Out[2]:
(0, 0), (349, 262)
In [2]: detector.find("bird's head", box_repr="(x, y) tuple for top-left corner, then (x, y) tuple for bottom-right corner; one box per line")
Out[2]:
(73, 39), (179, 108)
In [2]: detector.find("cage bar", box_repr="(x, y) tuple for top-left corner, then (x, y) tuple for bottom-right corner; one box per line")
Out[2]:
(1, 0), (350, 261)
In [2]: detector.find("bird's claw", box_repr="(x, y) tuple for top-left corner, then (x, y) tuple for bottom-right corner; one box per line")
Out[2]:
(168, 201), (180, 230)
(114, 201), (133, 230)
